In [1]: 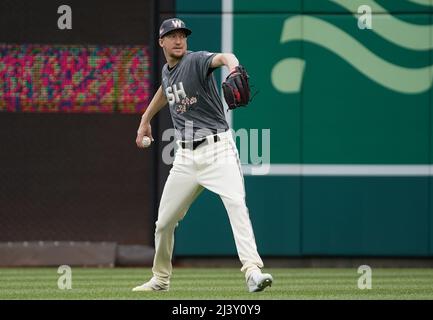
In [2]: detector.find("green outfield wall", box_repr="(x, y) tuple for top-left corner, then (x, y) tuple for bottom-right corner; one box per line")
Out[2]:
(173, 0), (433, 257)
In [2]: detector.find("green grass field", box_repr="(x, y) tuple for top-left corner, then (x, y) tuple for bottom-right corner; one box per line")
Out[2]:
(0, 268), (432, 300)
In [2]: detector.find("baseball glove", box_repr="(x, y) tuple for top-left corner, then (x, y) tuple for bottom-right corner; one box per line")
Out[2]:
(222, 65), (250, 110)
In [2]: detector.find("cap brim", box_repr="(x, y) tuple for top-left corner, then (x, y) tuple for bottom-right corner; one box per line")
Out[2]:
(160, 27), (192, 38)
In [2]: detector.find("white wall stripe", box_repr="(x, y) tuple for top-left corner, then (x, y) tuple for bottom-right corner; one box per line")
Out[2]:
(221, 0), (233, 128)
(242, 164), (433, 176)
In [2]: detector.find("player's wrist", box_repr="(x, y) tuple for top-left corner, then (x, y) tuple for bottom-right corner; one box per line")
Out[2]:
(137, 124), (150, 135)
(141, 114), (151, 124)
(229, 66), (238, 73)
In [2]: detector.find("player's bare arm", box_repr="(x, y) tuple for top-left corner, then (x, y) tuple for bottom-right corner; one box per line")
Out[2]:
(136, 85), (167, 148)
(211, 53), (239, 71)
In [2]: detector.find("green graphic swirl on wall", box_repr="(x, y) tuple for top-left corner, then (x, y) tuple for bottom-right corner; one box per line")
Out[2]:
(272, 11), (433, 94)
(331, 0), (432, 50)
(407, 0), (432, 6)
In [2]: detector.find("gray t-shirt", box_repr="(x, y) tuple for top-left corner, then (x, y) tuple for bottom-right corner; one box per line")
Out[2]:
(161, 50), (229, 140)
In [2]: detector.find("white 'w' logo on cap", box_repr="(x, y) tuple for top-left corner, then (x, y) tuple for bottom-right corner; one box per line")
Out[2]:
(172, 20), (182, 28)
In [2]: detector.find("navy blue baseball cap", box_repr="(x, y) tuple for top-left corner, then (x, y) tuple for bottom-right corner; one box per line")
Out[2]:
(159, 18), (192, 38)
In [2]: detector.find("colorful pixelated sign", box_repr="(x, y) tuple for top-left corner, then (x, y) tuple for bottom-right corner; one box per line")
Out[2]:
(0, 44), (151, 113)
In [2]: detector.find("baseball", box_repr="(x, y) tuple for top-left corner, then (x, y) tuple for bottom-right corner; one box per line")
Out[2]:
(142, 136), (152, 148)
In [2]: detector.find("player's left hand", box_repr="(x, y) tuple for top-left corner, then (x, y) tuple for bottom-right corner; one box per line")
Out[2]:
(222, 65), (251, 110)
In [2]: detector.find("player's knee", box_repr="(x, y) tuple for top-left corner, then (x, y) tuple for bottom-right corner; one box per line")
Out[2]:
(155, 220), (176, 234)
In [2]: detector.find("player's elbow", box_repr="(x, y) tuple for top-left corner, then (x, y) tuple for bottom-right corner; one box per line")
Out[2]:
(212, 53), (237, 68)
(223, 53), (239, 68)
(222, 53), (237, 63)
(223, 52), (236, 59)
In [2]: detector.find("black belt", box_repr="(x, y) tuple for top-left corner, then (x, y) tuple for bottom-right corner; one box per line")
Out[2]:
(180, 135), (220, 150)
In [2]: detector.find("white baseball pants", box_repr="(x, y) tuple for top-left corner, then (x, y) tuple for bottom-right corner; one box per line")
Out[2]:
(151, 130), (264, 286)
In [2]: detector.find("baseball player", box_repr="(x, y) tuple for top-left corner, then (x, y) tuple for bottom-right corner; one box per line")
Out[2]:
(132, 18), (273, 293)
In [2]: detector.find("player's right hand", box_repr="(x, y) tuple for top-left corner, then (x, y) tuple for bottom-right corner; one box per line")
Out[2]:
(136, 123), (153, 148)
